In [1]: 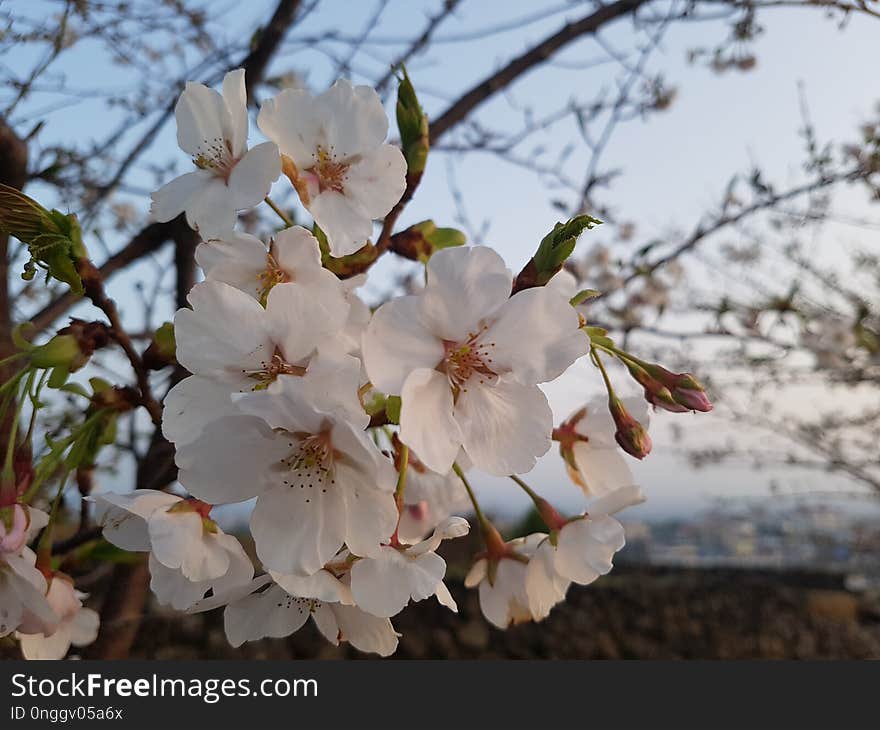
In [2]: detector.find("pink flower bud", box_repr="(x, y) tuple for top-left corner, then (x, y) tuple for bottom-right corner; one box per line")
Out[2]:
(0, 504), (29, 554)
(639, 363), (713, 413)
(609, 397), (652, 459)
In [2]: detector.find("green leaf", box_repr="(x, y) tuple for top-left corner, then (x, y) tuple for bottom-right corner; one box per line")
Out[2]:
(570, 288), (601, 306)
(57, 383), (91, 399)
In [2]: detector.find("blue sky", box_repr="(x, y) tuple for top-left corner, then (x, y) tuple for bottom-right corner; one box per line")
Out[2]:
(6, 0), (879, 520)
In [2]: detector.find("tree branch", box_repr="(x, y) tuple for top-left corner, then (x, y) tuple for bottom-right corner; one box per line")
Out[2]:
(428, 0), (647, 144)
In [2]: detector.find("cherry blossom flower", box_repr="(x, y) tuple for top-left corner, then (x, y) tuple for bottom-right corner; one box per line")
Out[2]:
(194, 226), (342, 305)
(200, 572), (399, 656)
(350, 517), (469, 617)
(363, 245), (586, 475)
(91, 490), (254, 610)
(258, 78), (406, 256)
(176, 375), (398, 576)
(0, 548), (57, 639)
(150, 69), (280, 240)
(465, 533), (567, 629)
(524, 485), (645, 619)
(163, 277), (355, 446)
(17, 574), (99, 660)
(556, 397), (649, 496)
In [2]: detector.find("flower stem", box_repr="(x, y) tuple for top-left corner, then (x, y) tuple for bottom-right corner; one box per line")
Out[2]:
(508, 474), (541, 503)
(591, 345), (616, 398)
(264, 196), (293, 227)
(508, 474), (567, 530)
(453, 462), (487, 532)
(394, 443), (409, 504)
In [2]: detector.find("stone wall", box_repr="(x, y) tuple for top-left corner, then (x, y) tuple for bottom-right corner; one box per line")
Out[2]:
(131, 566), (880, 660)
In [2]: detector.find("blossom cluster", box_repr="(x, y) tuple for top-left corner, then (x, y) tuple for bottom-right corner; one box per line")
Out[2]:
(0, 68), (710, 658)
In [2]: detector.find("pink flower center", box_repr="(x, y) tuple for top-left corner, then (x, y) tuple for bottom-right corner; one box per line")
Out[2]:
(241, 347), (307, 387)
(256, 251), (291, 303)
(193, 136), (237, 180)
(306, 146), (349, 194)
(276, 431), (337, 505)
(439, 327), (497, 396)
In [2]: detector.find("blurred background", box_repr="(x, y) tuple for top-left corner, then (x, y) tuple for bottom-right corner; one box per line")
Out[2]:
(1, 0), (878, 658)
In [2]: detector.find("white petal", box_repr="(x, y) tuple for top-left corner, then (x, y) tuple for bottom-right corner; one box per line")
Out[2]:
(339, 470), (398, 560)
(188, 574), (272, 615)
(553, 516), (625, 585)
(308, 190), (373, 257)
(176, 280), (271, 377)
(434, 581), (458, 612)
(228, 141), (281, 210)
(272, 226), (324, 279)
(176, 415), (286, 503)
(362, 296), (443, 395)
(175, 81), (228, 158)
(224, 584), (311, 647)
(344, 144), (406, 218)
(68, 608), (100, 648)
(264, 281), (349, 364)
(329, 603), (399, 656)
(90, 490), (179, 552)
(477, 559), (530, 629)
(546, 268), (578, 299)
(251, 479), (347, 576)
(400, 368), (462, 475)
(421, 246), (512, 342)
(484, 286), (586, 385)
(329, 421), (397, 493)
(149, 554), (209, 611)
(524, 541), (570, 620)
(162, 375), (238, 447)
(270, 569), (353, 604)
(587, 484), (646, 517)
(184, 175), (237, 240)
(464, 558), (487, 588)
(148, 508), (229, 581)
(571, 443), (636, 498)
(195, 234), (267, 297)
(320, 79), (389, 159)
(455, 378), (553, 476)
(311, 602), (340, 645)
(19, 626), (72, 660)
(150, 170), (211, 223)
(349, 548), (414, 618)
(257, 88), (325, 169)
(221, 69), (248, 157)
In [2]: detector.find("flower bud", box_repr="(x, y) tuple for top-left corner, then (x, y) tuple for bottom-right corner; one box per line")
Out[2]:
(640, 363), (713, 413)
(513, 215), (601, 293)
(0, 504), (29, 554)
(396, 66), (429, 176)
(609, 396), (652, 459)
(668, 373), (714, 412)
(622, 359), (689, 413)
(142, 322), (177, 371)
(388, 220), (465, 263)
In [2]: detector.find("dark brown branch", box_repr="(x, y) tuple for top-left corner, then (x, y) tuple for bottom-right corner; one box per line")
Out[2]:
(240, 0), (303, 104)
(31, 218), (184, 332)
(428, 0), (647, 144)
